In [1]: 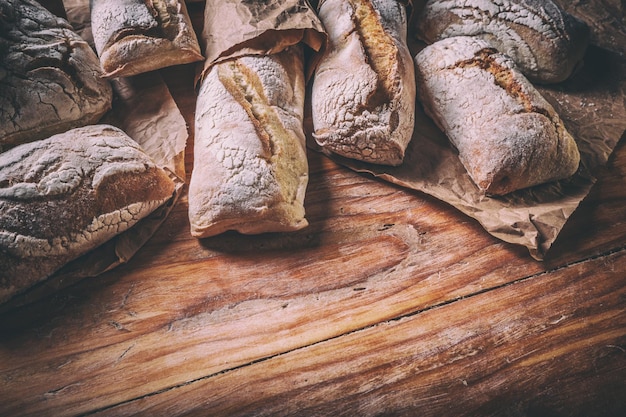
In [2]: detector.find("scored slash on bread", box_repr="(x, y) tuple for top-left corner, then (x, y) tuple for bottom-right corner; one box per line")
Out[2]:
(414, 36), (581, 195)
(188, 46), (309, 238)
(311, 0), (416, 166)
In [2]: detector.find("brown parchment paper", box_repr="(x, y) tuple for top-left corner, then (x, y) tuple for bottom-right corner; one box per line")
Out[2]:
(0, 1), (188, 310)
(199, 0), (327, 81)
(310, 2), (626, 260)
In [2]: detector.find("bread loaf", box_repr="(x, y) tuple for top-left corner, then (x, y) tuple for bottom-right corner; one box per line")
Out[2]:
(0, 124), (176, 303)
(414, 36), (580, 195)
(90, 0), (203, 78)
(0, 0), (112, 149)
(188, 46), (309, 238)
(414, 0), (590, 84)
(311, 0), (415, 166)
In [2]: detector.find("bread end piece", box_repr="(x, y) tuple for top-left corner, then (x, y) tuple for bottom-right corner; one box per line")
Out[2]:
(0, 0), (112, 149)
(91, 0), (203, 78)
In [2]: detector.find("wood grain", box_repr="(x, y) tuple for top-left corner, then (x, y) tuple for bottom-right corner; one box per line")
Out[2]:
(0, 1), (625, 416)
(0, 162), (540, 416)
(91, 249), (626, 417)
(1, 135), (624, 415)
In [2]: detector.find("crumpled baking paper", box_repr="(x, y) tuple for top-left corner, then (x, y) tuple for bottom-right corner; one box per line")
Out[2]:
(199, 0), (327, 81)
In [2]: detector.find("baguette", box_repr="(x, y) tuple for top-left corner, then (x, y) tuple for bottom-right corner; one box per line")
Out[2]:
(90, 0), (203, 78)
(311, 0), (415, 166)
(188, 46), (309, 237)
(0, 124), (176, 303)
(414, 36), (580, 195)
(414, 0), (590, 84)
(0, 0), (112, 149)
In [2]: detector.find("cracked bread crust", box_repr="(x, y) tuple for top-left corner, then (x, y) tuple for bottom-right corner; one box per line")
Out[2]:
(0, 0), (112, 149)
(311, 0), (415, 166)
(90, 0), (203, 78)
(188, 46), (309, 238)
(0, 124), (176, 303)
(414, 36), (581, 195)
(415, 0), (590, 84)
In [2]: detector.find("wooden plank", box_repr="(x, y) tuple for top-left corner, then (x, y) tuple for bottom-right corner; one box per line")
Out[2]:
(1, 119), (624, 416)
(0, 185), (537, 416)
(1, 145), (623, 416)
(90, 248), (626, 417)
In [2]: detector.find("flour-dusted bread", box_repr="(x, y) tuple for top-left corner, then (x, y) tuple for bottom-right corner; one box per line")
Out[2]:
(311, 0), (415, 166)
(188, 46), (309, 238)
(0, 124), (176, 304)
(414, 36), (580, 195)
(0, 0), (112, 150)
(90, 0), (203, 78)
(414, 0), (590, 84)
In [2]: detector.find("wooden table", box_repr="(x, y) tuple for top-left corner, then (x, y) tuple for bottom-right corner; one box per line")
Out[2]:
(1, 1), (625, 416)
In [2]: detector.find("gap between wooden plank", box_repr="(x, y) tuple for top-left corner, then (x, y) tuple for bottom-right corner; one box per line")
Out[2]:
(82, 243), (626, 416)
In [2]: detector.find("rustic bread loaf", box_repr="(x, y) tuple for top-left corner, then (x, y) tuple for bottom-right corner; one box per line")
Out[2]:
(90, 0), (203, 78)
(0, 0), (112, 150)
(414, 0), (590, 84)
(311, 0), (415, 166)
(188, 46), (309, 238)
(0, 124), (176, 304)
(414, 36), (581, 195)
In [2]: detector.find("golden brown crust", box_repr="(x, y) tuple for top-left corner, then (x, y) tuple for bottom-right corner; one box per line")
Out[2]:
(311, 0), (416, 166)
(188, 47), (309, 238)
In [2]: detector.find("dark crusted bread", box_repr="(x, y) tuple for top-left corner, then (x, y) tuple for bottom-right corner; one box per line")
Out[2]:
(414, 0), (590, 84)
(0, 124), (176, 304)
(0, 0), (112, 149)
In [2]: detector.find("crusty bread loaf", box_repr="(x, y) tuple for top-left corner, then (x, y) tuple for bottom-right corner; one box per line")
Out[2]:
(311, 0), (415, 166)
(414, 36), (581, 195)
(188, 46), (309, 238)
(90, 0), (203, 78)
(414, 0), (590, 84)
(0, 124), (176, 304)
(0, 0), (112, 149)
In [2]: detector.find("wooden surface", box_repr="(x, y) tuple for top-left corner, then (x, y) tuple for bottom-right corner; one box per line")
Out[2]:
(1, 1), (626, 416)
